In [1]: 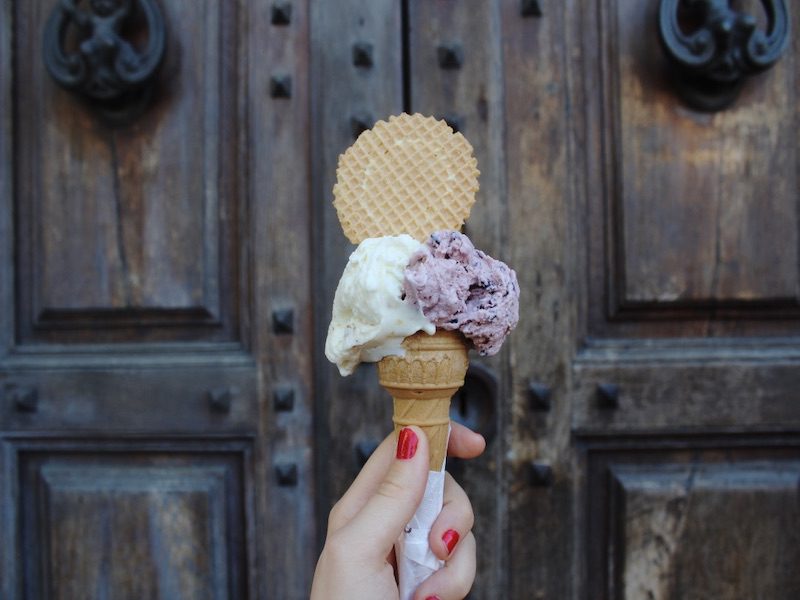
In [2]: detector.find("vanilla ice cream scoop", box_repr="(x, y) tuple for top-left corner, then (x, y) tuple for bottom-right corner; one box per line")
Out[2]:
(325, 235), (436, 376)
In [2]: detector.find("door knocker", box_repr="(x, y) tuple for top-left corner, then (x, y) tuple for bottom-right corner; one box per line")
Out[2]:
(658, 0), (790, 111)
(43, 0), (166, 124)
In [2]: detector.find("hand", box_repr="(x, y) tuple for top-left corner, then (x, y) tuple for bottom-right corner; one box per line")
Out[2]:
(311, 422), (485, 600)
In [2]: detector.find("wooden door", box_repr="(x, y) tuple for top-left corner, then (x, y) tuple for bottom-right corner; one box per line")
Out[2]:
(314, 1), (800, 599)
(506, 1), (800, 598)
(1, 1), (315, 597)
(4, 1), (799, 598)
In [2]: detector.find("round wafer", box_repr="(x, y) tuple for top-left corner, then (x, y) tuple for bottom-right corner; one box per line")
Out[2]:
(333, 113), (479, 243)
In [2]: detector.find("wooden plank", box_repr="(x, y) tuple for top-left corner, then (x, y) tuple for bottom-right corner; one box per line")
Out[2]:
(0, 0), (12, 360)
(0, 367), (258, 433)
(248, 0), (316, 596)
(0, 5), (15, 595)
(611, 462), (800, 599)
(573, 358), (800, 433)
(407, 0), (508, 595)
(310, 0), (403, 545)
(502, 0), (577, 597)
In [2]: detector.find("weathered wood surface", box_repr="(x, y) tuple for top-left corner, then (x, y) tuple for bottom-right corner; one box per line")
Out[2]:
(18, 443), (250, 599)
(571, 1), (800, 598)
(249, 0), (317, 594)
(502, 1), (577, 597)
(585, 0), (800, 338)
(2, 0), (799, 598)
(612, 2), (797, 307)
(588, 440), (800, 599)
(2, 0), (316, 597)
(15, 0), (242, 344)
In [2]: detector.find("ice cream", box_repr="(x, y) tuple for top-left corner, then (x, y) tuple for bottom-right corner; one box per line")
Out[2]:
(325, 235), (435, 376)
(404, 230), (519, 356)
(325, 230), (518, 375)
(324, 113), (517, 600)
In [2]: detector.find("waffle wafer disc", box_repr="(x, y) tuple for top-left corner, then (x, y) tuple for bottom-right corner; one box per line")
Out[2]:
(333, 113), (479, 243)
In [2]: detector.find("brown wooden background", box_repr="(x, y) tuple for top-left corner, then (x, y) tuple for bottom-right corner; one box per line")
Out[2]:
(2, 0), (799, 598)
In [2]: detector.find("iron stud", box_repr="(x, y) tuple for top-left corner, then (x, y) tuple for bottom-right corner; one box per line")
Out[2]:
(271, 3), (291, 25)
(272, 307), (295, 334)
(275, 463), (298, 486)
(596, 383), (620, 409)
(270, 75), (292, 99)
(528, 382), (552, 411)
(437, 44), (464, 70)
(352, 42), (374, 68)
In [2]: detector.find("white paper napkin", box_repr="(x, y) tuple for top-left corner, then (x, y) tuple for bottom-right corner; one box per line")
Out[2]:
(396, 468), (446, 600)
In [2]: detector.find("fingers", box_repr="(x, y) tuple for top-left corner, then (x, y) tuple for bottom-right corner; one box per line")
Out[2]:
(334, 426), (430, 563)
(429, 472), (474, 561)
(413, 532), (477, 600)
(330, 422), (485, 534)
(328, 432), (396, 533)
(447, 422), (486, 459)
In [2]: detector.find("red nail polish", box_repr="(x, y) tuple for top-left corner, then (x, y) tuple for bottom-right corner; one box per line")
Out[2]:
(396, 428), (419, 459)
(442, 529), (460, 555)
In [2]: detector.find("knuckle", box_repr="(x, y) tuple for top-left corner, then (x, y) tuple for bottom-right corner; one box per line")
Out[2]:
(376, 471), (409, 502)
(327, 499), (350, 532)
(464, 497), (475, 530)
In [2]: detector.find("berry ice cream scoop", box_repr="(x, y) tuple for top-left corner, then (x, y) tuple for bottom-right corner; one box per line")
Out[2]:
(403, 230), (519, 356)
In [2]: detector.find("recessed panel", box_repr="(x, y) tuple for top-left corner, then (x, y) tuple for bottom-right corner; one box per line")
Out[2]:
(13, 0), (242, 343)
(614, 1), (798, 307)
(18, 446), (249, 599)
(587, 443), (800, 600)
(612, 462), (800, 600)
(587, 1), (800, 336)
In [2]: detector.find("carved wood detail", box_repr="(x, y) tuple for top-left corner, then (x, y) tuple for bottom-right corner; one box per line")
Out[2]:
(12, 0), (244, 344)
(587, 0), (800, 335)
(12, 437), (253, 599)
(586, 436), (800, 599)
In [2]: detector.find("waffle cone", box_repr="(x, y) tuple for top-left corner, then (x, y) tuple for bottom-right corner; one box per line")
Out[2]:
(378, 329), (469, 470)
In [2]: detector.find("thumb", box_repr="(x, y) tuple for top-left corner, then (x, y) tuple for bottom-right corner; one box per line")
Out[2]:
(338, 426), (430, 560)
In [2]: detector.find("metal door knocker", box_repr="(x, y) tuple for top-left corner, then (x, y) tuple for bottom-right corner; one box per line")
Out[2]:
(43, 0), (166, 123)
(658, 0), (790, 111)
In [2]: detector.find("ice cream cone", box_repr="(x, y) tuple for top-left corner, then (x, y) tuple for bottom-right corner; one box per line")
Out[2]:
(378, 329), (469, 470)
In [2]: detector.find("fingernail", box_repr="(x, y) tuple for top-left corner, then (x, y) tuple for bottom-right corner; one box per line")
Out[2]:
(442, 529), (460, 555)
(396, 427), (419, 460)
(425, 596), (441, 600)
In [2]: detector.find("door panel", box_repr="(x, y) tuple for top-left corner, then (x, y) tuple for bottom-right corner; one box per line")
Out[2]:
(587, 439), (800, 599)
(609, 2), (798, 309)
(567, 1), (800, 598)
(508, 0), (800, 598)
(2, 0), (315, 597)
(586, 0), (800, 337)
(17, 440), (251, 599)
(15, 0), (241, 344)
